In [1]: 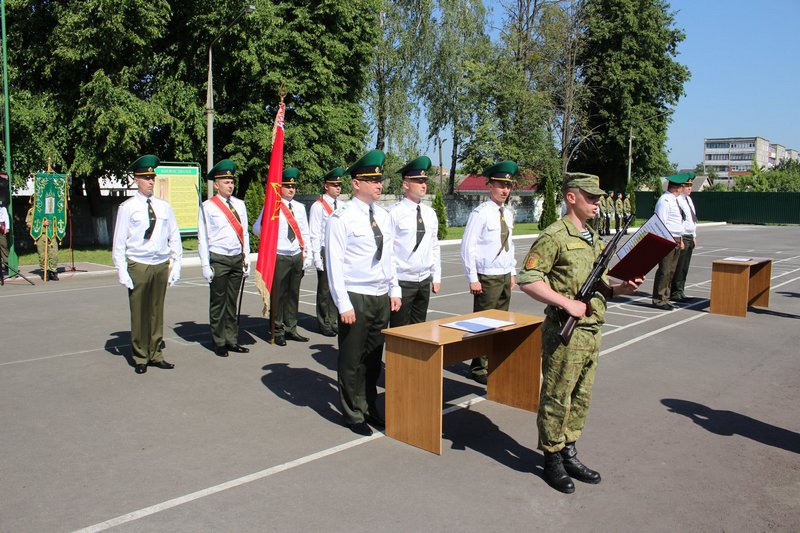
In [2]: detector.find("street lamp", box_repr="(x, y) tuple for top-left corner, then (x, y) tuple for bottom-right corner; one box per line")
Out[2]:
(627, 109), (672, 187)
(205, 3), (256, 199)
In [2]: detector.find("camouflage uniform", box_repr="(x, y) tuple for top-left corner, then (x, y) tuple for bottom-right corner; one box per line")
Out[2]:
(622, 195), (632, 234)
(602, 195), (613, 236)
(614, 195), (623, 234)
(517, 216), (607, 453)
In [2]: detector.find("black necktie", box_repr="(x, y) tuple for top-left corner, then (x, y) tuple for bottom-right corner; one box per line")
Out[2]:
(499, 207), (509, 252)
(677, 201), (686, 222)
(334, 199), (338, 210)
(689, 199), (697, 223)
(369, 205), (383, 262)
(144, 198), (156, 240)
(287, 203), (296, 242)
(227, 198), (241, 223)
(412, 205), (424, 253)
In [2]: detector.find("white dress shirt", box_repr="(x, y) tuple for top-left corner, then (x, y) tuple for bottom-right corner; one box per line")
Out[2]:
(113, 192), (182, 274)
(0, 205), (9, 233)
(460, 200), (516, 283)
(654, 192), (685, 239)
(389, 198), (441, 283)
(197, 194), (250, 268)
(325, 197), (401, 314)
(252, 199), (310, 257)
(308, 194), (341, 270)
(679, 194), (697, 236)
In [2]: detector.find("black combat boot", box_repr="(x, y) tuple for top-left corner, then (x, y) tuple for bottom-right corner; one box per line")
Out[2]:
(560, 442), (601, 484)
(543, 452), (575, 494)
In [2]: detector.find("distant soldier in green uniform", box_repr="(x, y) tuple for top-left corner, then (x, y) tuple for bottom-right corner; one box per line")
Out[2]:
(603, 191), (614, 236)
(26, 204), (59, 280)
(595, 192), (606, 236)
(518, 173), (643, 494)
(614, 191), (623, 234)
(622, 193), (632, 234)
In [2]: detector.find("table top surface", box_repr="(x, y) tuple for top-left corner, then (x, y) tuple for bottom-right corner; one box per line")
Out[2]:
(712, 257), (772, 266)
(383, 309), (545, 346)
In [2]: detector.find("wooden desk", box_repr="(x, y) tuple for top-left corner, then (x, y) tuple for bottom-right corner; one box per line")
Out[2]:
(383, 309), (544, 455)
(710, 258), (772, 317)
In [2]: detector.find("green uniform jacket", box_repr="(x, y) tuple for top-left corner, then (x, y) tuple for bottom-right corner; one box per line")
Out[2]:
(615, 197), (623, 215)
(623, 198), (632, 216)
(517, 217), (608, 329)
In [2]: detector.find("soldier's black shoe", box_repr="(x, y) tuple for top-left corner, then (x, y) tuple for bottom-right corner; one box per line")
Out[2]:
(347, 421), (373, 436)
(148, 360), (175, 369)
(365, 408), (385, 429)
(135, 364), (147, 374)
(272, 336), (287, 346)
(653, 302), (675, 310)
(50, 271), (59, 281)
(285, 332), (309, 342)
(560, 443), (601, 484)
(227, 344), (249, 353)
(214, 346), (229, 357)
(543, 452), (575, 494)
(320, 330), (337, 337)
(471, 374), (488, 386)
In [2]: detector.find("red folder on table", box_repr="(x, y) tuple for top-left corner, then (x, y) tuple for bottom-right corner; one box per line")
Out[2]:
(607, 214), (678, 281)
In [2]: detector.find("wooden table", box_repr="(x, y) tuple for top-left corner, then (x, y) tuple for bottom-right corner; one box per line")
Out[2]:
(710, 258), (772, 317)
(383, 309), (544, 455)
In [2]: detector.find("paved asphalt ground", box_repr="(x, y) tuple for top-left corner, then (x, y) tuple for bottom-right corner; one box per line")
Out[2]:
(1, 224), (799, 532)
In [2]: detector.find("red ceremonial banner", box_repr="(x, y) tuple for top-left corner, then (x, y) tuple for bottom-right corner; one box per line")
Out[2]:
(254, 102), (286, 316)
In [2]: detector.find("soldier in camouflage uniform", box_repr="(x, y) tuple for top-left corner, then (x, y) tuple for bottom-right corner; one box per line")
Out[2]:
(603, 191), (614, 236)
(622, 193), (632, 234)
(614, 191), (623, 234)
(518, 173), (643, 494)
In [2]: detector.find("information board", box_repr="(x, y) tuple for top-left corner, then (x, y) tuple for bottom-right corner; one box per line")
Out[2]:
(154, 165), (200, 234)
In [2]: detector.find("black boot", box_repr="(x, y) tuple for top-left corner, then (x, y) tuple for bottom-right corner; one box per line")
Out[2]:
(543, 452), (575, 494)
(560, 443), (601, 484)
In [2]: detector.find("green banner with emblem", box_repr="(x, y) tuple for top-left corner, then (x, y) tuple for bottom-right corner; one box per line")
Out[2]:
(30, 173), (68, 242)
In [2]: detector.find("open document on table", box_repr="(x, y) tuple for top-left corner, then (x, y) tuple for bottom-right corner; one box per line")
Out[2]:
(441, 316), (515, 333)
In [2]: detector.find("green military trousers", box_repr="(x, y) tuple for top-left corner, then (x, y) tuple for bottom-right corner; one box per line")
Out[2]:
(670, 235), (695, 300)
(389, 276), (432, 327)
(127, 259), (169, 365)
(537, 319), (600, 453)
(36, 235), (59, 273)
(315, 248), (338, 335)
(470, 272), (511, 377)
(272, 253), (304, 337)
(652, 245), (681, 305)
(209, 252), (244, 349)
(337, 292), (390, 425)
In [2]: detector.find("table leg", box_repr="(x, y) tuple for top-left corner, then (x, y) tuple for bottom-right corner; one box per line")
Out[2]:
(748, 260), (771, 308)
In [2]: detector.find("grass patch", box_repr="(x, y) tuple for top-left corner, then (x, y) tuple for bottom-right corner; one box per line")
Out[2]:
(18, 237), (200, 266)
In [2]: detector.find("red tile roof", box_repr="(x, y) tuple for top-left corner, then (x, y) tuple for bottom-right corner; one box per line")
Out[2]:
(456, 173), (539, 192)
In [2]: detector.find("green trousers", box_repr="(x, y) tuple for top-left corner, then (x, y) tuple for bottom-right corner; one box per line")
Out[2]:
(538, 319), (600, 452)
(36, 235), (59, 273)
(652, 245), (681, 305)
(127, 259), (169, 365)
(209, 252), (244, 348)
(0, 232), (8, 268)
(670, 235), (695, 299)
(316, 248), (338, 334)
(272, 253), (303, 336)
(337, 292), (390, 424)
(390, 276), (432, 327)
(470, 272), (511, 377)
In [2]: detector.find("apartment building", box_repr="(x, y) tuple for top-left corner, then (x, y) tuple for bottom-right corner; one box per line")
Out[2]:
(703, 136), (799, 183)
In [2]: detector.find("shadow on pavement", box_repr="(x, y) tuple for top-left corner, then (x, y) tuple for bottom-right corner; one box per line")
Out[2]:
(261, 362), (342, 425)
(748, 307), (800, 319)
(662, 398), (800, 454)
(104, 330), (134, 367)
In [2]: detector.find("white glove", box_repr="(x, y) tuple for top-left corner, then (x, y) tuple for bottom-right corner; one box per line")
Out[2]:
(314, 255), (324, 271)
(119, 272), (134, 290)
(243, 263), (250, 279)
(202, 265), (214, 283)
(303, 256), (313, 270)
(168, 264), (181, 286)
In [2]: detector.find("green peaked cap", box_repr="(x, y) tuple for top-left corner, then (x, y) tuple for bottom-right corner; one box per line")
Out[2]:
(564, 172), (606, 196)
(208, 159), (236, 180)
(665, 171), (694, 185)
(399, 156), (432, 179)
(347, 149), (385, 179)
(281, 167), (300, 185)
(322, 166), (345, 183)
(483, 160), (518, 182)
(129, 154), (159, 175)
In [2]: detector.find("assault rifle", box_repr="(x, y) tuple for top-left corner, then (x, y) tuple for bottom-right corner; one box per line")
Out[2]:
(558, 214), (634, 346)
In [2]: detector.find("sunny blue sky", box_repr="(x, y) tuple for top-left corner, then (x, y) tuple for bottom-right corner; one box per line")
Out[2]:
(425, 0), (800, 173)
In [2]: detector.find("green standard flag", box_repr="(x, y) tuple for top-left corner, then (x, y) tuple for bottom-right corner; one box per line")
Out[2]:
(31, 173), (68, 242)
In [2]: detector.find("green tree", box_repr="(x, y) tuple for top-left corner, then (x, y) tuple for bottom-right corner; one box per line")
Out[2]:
(538, 170), (558, 230)
(574, 0), (690, 191)
(243, 175), (265, 251)
(432, 188), (448, 240)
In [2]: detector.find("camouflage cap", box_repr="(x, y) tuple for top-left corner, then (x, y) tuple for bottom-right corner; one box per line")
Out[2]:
(564, 172), (606, 196)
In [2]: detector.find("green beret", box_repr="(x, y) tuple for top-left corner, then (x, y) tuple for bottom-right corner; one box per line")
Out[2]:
(281, 167), (300, 185)
(208, 159), (236, 180)
(665, 172), (694, 185)
(399, 156), (432, 179)
(347, 149), (385, 180)
(564, 172), (606, 196)
(129, 154), (159, 176)
(483, 160), (518, 183)
(322, 166), (345, 184)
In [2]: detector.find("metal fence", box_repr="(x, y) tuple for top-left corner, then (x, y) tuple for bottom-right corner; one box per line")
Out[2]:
(634, 192), (800, 225)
